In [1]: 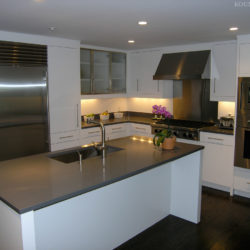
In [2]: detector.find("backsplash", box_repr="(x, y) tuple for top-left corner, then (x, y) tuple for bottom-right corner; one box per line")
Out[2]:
(218, 102), (235, 118)
(81, 97), (173, 115)
(81, 98), (234, 119)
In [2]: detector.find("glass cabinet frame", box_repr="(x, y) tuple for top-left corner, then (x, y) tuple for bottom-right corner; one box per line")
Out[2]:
(80, 48), (126, 95)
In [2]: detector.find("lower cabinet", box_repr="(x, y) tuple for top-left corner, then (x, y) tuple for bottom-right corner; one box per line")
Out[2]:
(200, 132), (234, 195)
(234, 167), (250, 198)
(105, 124), (128, 141)
(50, 130), (80, 151)
(80, 122), (152, 146)
(128, 123), (152, 137)
(80, 127), (101, 145)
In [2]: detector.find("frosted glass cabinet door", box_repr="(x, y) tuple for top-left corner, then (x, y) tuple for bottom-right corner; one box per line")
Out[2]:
(111, 53), (126, 93)
(80, 49), (91, 94)
(93, 51), (110, 93)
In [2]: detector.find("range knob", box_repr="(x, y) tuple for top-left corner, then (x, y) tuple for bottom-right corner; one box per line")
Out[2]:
(173, 130), (179, 137)
(188, 133), (194, 139)
(183, 132), (188, 138)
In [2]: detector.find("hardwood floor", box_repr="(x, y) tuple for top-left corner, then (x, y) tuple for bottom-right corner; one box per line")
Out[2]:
(115, 187), (250, 250)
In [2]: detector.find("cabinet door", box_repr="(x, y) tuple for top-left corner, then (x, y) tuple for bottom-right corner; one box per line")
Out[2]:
(93, 51), (110, 94)
(48, 46), (81, 134)
(210, 43), (237, 101)
(200, 132), (234, 191)
(105, 124), (128, 140)
(111, 53), (126, 93)
(239, 43), (250, 76)
(128, 50), (163, 97)
(80, 49), (91, 94)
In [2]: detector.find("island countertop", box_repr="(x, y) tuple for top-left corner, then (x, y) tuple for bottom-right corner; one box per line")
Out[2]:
(0, 137), (204, 214)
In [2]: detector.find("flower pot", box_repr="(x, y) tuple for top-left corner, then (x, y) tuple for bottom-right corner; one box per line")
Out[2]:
(162, 136), (176, 150)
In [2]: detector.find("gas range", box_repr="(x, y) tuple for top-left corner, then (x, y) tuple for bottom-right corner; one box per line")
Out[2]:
(151, 119), (214, 141)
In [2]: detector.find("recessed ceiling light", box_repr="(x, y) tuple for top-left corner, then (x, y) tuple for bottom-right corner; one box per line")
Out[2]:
(229, 27), (238, 31)
(48, 27), (56, 31)
(128, 40), (135, 44)
(138, 21), (147, 26)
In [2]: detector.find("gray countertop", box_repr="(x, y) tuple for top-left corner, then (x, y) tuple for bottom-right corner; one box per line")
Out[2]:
(0, 137), (203, 214)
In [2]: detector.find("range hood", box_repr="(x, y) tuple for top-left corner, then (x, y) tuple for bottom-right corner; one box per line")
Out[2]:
(153, 50), (210, 80)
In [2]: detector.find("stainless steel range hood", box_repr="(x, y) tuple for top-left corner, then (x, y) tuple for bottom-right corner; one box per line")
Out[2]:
(153, 50), (210, 80)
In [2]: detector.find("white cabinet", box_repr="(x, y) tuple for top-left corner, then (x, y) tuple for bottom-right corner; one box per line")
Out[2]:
(200, 132), (234, 194)
(210, 42), (237, 101)
(105, 123), (128, 141)
(234, 167), (250, 198)
(238, 43), (250, 76)
(128, 123), (152, 137)
(80, 127), (101, 145)
(127, 50), (173, 98)
(48, 46), (81, 151)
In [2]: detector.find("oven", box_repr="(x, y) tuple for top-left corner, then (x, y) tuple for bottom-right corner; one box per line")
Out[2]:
(235, 77), (250, 169)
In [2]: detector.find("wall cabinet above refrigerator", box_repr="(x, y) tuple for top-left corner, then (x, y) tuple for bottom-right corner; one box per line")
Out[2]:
(210, 42), (237, 102)
(80, 49), (126, 96)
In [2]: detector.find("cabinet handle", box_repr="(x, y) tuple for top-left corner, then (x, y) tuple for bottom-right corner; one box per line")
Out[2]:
(88, 131), (100, 134)
(59, 135), (74, 140)
(112, 127), (122, 130)
(136, 79), (139, 92)
(208, 137), (223, 141)
(76, 104), (79, 128)
(135, 127), (146, 130)
(213, 79), (216, 93)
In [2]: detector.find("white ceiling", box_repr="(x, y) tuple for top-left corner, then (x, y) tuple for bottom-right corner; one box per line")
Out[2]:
(1, 0), (250, 50)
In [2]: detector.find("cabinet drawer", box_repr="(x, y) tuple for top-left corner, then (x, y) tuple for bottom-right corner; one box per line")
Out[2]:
(105, 124), (126, 133)
(234, 176), (250, 193)
(200, 132), (234, 146)
(130, 123), (151, 136)
(81, 127), (101, 138)
(50, 130), (79, 144)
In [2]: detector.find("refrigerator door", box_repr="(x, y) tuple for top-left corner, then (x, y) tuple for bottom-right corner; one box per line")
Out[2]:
(0, 66), (48, 161)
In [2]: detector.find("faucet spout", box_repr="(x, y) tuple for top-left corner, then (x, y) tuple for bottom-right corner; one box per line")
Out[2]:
(88, 120), (106, 150)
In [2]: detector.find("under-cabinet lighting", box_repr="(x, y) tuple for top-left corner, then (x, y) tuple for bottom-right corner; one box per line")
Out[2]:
(138, 21), (147, 26)
(229, 27), (238, 31)
(128, 40), (135, 44)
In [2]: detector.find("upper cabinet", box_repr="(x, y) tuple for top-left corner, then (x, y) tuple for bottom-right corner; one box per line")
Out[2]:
(238, 43), (250, 77)
(127, 49), (173, 98)
(80, 49), (126, 95)
(210, 42), (237, 102)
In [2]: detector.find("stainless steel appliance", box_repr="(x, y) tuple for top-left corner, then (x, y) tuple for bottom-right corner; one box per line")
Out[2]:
(151, 119), (214, 141)
(235, 77), (250, 169)
(152, 50), (218, 142)
(0, 41), (48, 161)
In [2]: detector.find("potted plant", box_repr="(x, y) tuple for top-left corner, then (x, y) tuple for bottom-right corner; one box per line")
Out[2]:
(153, 107), (176, 150)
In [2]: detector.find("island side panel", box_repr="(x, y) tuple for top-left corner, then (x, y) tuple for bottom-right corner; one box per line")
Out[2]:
(170, 151), (202, 223)
(0, 201), (23, 250)
(33, 164), (171, 250)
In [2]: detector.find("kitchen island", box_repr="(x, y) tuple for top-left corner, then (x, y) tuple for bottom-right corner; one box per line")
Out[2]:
(0, 137), (204, 250)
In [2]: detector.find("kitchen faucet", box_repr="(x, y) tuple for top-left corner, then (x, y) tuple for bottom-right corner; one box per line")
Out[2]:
(87, 120), (106, 151)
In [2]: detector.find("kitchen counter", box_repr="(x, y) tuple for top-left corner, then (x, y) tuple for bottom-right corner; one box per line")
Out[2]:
(201, 125), (234, 135)
(0, 136), (204, 250)
(0, 137), (203, 214)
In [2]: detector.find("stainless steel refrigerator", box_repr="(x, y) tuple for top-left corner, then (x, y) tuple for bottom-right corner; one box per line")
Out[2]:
(0, 66), (48, 161)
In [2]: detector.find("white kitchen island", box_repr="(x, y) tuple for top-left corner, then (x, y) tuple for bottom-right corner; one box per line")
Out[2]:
(0, 137), (203, 250)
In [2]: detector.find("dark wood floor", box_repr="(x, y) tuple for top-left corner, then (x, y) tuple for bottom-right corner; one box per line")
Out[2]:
(115, 187), (250, 250)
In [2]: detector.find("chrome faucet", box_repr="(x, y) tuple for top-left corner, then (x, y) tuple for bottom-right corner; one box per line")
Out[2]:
(87, 120), (106, 151)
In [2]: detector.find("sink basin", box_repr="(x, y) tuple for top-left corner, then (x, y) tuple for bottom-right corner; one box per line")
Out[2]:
(48, 145), (122, 163)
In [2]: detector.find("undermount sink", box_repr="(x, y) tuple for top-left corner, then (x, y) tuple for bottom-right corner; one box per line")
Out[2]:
(48, 145), (123, 164)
